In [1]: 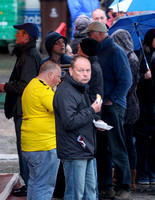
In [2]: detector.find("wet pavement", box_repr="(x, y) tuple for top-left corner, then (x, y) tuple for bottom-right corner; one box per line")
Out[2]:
(0, 109), (155, 199)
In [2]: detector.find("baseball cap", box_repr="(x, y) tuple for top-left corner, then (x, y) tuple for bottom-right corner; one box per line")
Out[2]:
(74, 15), (92, 31)
(13, 23), (39, 39)
(82, 21), (108, 34)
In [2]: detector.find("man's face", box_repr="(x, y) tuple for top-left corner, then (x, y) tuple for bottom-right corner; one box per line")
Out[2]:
(52, 38), (66, 56)
(49, 67), (61, 88)
(87, 31), (101, 43)
(92, 10), (107, 24)
(69, 58), (91, 84)
(15, 30), (28, 45)
(52, 67), (61, 87)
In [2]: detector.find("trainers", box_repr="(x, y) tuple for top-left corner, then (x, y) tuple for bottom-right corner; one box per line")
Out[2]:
(137, 181), (149, 185)
(99, 189), (115, 199)
(114, 190), (131, 200)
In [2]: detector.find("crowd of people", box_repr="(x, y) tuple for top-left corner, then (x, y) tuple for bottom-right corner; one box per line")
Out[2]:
(0, 3), (155, 200)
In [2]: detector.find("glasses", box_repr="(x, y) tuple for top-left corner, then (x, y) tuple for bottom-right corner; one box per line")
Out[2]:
(54, 40), (65, 46)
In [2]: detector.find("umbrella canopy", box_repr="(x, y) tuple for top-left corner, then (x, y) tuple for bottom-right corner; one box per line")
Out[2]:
(109, 0), (132, 12)
(127, 0), (155, 12)
(109, 0), (155, 13)
(109, 12), (155, 50)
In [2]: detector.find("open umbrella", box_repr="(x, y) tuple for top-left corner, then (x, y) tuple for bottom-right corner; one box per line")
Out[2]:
(109, 0), (132, 12)
(109, 12), (155, 69)
(127, 0), (155, 12)
(109, 0), (155, 13)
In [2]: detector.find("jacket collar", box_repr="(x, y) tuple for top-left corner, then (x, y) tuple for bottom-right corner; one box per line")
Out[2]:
(64, 73), (89, 93)
(13, 40), (36, 57)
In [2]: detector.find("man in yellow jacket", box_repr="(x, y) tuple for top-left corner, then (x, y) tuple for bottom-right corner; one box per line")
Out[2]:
(21, 61), (61, 200)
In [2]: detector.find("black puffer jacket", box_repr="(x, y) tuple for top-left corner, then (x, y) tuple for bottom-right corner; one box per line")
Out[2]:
(53, 73), (98, 160)
(4, 40), (42, 119)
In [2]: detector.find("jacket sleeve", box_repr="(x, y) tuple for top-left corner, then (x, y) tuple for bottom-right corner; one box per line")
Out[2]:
(4, 55), (40, 95)
(54, 91), (95, 131)
(67, 0), (99, 22)
(108, 51), (132, 102)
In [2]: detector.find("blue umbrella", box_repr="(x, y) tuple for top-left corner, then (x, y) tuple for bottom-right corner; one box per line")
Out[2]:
(109, 12), (155, 50)
(109, 12), (155, 69)
(127, 0), (155, 12)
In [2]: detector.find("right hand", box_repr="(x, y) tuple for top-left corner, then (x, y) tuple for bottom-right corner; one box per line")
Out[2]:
(144, 70), (152, 79)
(91, 99), (102, 113)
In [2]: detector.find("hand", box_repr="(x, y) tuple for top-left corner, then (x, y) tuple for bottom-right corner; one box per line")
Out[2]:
(144, 70), (152, 79)
(104, 99), (113, 105)
(91, 99), (103, 113)
(0, 83), (5, 93)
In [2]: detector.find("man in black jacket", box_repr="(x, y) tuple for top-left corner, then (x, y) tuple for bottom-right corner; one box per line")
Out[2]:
(53, 56), (103, 200)
(0, 23), (42, 196)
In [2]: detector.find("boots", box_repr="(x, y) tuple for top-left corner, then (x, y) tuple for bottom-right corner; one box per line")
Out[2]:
(130, 169), (136, 190)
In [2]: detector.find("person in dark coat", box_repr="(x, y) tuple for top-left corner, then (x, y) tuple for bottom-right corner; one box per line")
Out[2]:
(111, 29), (140, 190)
(82, 21), (132, 200)
(43, 31), (72, 198)
(43, 31), (72, 65)
(0, 23), (42, 197)
(77, 37), (103, 103)
(77, 37), (104, 199)
(134, 28), (155, 186)
(53, 56), (103, 200)
(70, 15), (92, 54)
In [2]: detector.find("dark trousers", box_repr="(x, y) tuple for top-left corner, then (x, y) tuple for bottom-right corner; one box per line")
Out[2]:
(124, 124), (137, 170)
(136, 135), (155, 182)
(97, 103), (131, 192)
(14, 116), (29, 186)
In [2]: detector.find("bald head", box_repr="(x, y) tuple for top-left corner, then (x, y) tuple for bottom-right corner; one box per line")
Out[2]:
(38, 61), (61, 88)
(39, 61), (60, 73)
(92, 9), (107, 24)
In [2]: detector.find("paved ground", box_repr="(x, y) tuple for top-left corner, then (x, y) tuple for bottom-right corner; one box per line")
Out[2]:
(0, 110), (155, 200)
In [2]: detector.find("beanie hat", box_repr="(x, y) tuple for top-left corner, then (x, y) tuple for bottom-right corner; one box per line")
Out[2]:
(80, 38), (100, 56)
(82, 21), (108, 34)
(74, 15), (92, 31)
(45, 31), (67, 56)
(13, 23), (39, 39)
(144, 28), (155, 48)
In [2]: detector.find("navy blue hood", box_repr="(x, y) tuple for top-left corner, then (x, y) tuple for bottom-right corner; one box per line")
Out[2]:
(45, 31), (67, 56)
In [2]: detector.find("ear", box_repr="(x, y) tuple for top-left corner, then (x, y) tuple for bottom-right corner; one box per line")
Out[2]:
(48, 71), (53, 79)
(69, 67), (73, 77)
(23, 32), (29, 41)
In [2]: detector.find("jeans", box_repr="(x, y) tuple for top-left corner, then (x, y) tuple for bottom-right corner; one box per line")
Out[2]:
(14, 116), (29, 186)
(93, 158), (99, 200)
(22, 149), (60, 200)
(62, 159), (96, 200)
(97, 103), (131, 192)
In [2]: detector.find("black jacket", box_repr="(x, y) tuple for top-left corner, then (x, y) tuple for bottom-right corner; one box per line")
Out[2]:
(4, 40), (42, 119)
(53, 73), (98, 160)
(88, 56), (104, 103)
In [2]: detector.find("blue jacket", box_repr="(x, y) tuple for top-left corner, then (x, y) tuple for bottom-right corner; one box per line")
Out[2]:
(67, 0), (99, 37)
(98, 37), (132, 109)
